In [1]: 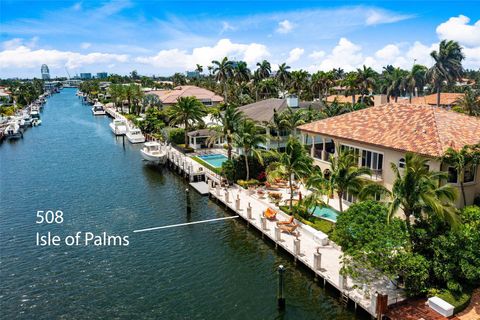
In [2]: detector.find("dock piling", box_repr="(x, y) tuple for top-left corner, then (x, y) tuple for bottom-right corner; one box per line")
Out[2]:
(277, 265), (286, 310)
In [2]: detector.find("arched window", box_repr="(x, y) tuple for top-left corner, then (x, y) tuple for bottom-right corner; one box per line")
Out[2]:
(398, 158), (406, 168)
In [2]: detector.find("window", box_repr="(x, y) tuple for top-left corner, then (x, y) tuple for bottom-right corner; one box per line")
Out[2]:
(447, 167), (458, 183)
(464, 164), (476, 183)
(398, 158), (406, 168)
(361, 150), (383, 172)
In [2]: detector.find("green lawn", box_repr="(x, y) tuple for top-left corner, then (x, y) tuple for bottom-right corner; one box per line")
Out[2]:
(437, 288), (473, 313)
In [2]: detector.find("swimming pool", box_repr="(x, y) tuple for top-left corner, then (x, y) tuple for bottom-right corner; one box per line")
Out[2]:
(313, 206), (339, 222)
(197, 154), (228, 168)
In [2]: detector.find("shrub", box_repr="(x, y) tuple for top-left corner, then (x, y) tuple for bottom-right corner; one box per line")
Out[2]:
(167, 127), (185, 145)
(237, 179), (260, 188)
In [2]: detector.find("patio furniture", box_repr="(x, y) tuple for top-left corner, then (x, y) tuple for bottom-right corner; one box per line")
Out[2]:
(276, 215), (294, 226)
(264, 208), (277, 220)
(279, 223), (298, 236)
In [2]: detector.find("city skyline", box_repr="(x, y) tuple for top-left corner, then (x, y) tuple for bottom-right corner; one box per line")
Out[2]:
(0, 0), (479, 78)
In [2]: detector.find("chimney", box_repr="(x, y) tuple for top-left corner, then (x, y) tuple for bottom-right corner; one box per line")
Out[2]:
(286, 94), (299, 108)
(374, 94), (387, 107)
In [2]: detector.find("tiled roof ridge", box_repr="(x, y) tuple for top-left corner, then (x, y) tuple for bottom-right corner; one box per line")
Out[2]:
(428, 105), (445, 157)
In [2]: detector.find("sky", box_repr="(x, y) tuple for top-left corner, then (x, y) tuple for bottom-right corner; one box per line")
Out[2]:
(0, 0), (479, 78)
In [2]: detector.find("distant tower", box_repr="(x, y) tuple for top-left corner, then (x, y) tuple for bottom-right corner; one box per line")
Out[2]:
(41, 64), (50, 80)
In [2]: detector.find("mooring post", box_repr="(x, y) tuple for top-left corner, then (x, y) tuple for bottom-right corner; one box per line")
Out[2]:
(225, 191), (230, 203)
(275, 226), (281, 242)
(314, 249), (322, 271)
(216, 185), (220, 196)
(261, 216), (267, 230)
(293, 238), (301, 256)
(246, 203), (252, 219)
(186, 188), (191, 214)
(277, 265), (286, 310)
(235, 194), (240, 210)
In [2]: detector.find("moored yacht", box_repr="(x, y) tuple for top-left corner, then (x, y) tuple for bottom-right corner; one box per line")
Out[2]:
(4, 121), (22, 139)
(109, 119), (127, 136)
(140, 141), (167, 164)
(91, 101), (106, 116)
(126, 125), (145, 144)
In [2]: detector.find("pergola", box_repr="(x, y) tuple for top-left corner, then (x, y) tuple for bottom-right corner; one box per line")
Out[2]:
(187, 129), (223, 150)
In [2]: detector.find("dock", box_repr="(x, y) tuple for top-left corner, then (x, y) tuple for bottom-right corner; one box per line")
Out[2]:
(189, 181), (209, 195)
(163, 145), (405, 318)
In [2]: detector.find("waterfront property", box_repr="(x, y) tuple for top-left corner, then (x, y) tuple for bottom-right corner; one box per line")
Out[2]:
(237, 95), (312, 150)
(298, 103), (480, 209)
(197, 153), (228, 168)
(187, 128), (224, 150)
(147, 85), (224, 107)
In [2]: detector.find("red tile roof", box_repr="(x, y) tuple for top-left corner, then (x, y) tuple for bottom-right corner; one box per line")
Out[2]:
(408, 93), (465, 106)
(147, 85), (223, 104)
(298, 103), (480, 157)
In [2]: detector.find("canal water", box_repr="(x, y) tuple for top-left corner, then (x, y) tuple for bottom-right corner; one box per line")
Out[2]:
(0, 88), (363, 319)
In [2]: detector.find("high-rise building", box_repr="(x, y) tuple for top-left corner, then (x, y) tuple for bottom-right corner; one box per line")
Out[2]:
(41, 64), (50, 80)
(96, 72), (108, 79)
(80, 73), (92, 80)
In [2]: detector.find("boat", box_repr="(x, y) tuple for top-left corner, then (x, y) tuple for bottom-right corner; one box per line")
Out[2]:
(4, 122), (22, 139)
(140, 141), (167, 164)
(109, 119), (127, 136)
(126, 125), (145, 144)
(91, 101), (106, 116)
(30, 110), (41, 126)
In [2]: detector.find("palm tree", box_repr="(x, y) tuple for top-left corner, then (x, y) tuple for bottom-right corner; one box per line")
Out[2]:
(405, 64), (428, 102)
(386, 67), (407, 102)
(311, 71), (335, 105)
(167, 97), (207, 147)
(233, 119), (266, 180)
(388, 152), (458, 234)
(195, 64), (203, 75)
(233, 61), (251, 86)
(320, 99), (349, 118)
(356, 65), (377, 103)
(427, 40), (465, 107)
(256, 60), (271, 80)
(289, 70), (309, 97)
(268, 109), (284, 149)
(267, 137), (313, 211)
(329, 149), (372, 212)
(275, 63), (291, 95)
(212, 57), (234, 102)
(442, 145), (480, 206)
(208, 103), (244, 159)
(454, 88), (480, 116)
(342, 72), (360, 104)
(279, 107), (306, 136)
(256, 78), (278, 100)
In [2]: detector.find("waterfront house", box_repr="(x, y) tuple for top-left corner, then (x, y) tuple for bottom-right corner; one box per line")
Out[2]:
(147, 85), (223, 107)
(298, 103), (480, 208)
(238, 95), (317, 150)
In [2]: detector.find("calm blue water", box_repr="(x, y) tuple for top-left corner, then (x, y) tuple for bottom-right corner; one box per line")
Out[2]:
(198, 154), (228, 168)
(0, 88), (362, 319)
(313, 206), (339, 222)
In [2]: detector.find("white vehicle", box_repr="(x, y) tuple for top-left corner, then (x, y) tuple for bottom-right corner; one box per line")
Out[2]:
(140, 141), (167, 164)
(109, 119), (127, 136)
(126, 126), (145, 144)
(91, 101), (106, 116)
(32, 118), (42, 126)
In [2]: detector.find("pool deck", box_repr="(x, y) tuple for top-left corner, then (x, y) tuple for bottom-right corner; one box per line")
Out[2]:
(165, 146), (406, 318)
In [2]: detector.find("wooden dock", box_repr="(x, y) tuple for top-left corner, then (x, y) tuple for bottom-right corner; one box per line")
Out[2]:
(163, 145), (405, 318)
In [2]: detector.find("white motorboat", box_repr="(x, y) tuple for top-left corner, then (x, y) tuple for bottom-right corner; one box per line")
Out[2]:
(109, 119), (127, 136)
(4, 122), (22, 139)
(126, 126), (145, 144)
(140, 141), (167, 164)
(91, 101), (106, 115)
(32, 118), (42, 126)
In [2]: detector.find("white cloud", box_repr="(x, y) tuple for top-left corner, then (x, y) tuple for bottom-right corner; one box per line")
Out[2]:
(436, 15), (480, 47)
(136, 38), (270, 70)
(81, 42), (92, 49)
(365, 8), (413, 26)
(375, 44), (400, 60)
(286, 48), (304, 63)
(319, 38), (363, 71)
(0, 45), (128, 69)
(276, 19), (294, 34)
(2, 38), (23, 50)
(220, 21), (236, 33)
(309, 50), (326, 60)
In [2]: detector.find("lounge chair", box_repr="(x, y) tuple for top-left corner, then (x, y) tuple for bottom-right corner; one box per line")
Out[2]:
(278, 223), (298, 235)
(264, 208), (277, 220)
(276, 215), (294, 226)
